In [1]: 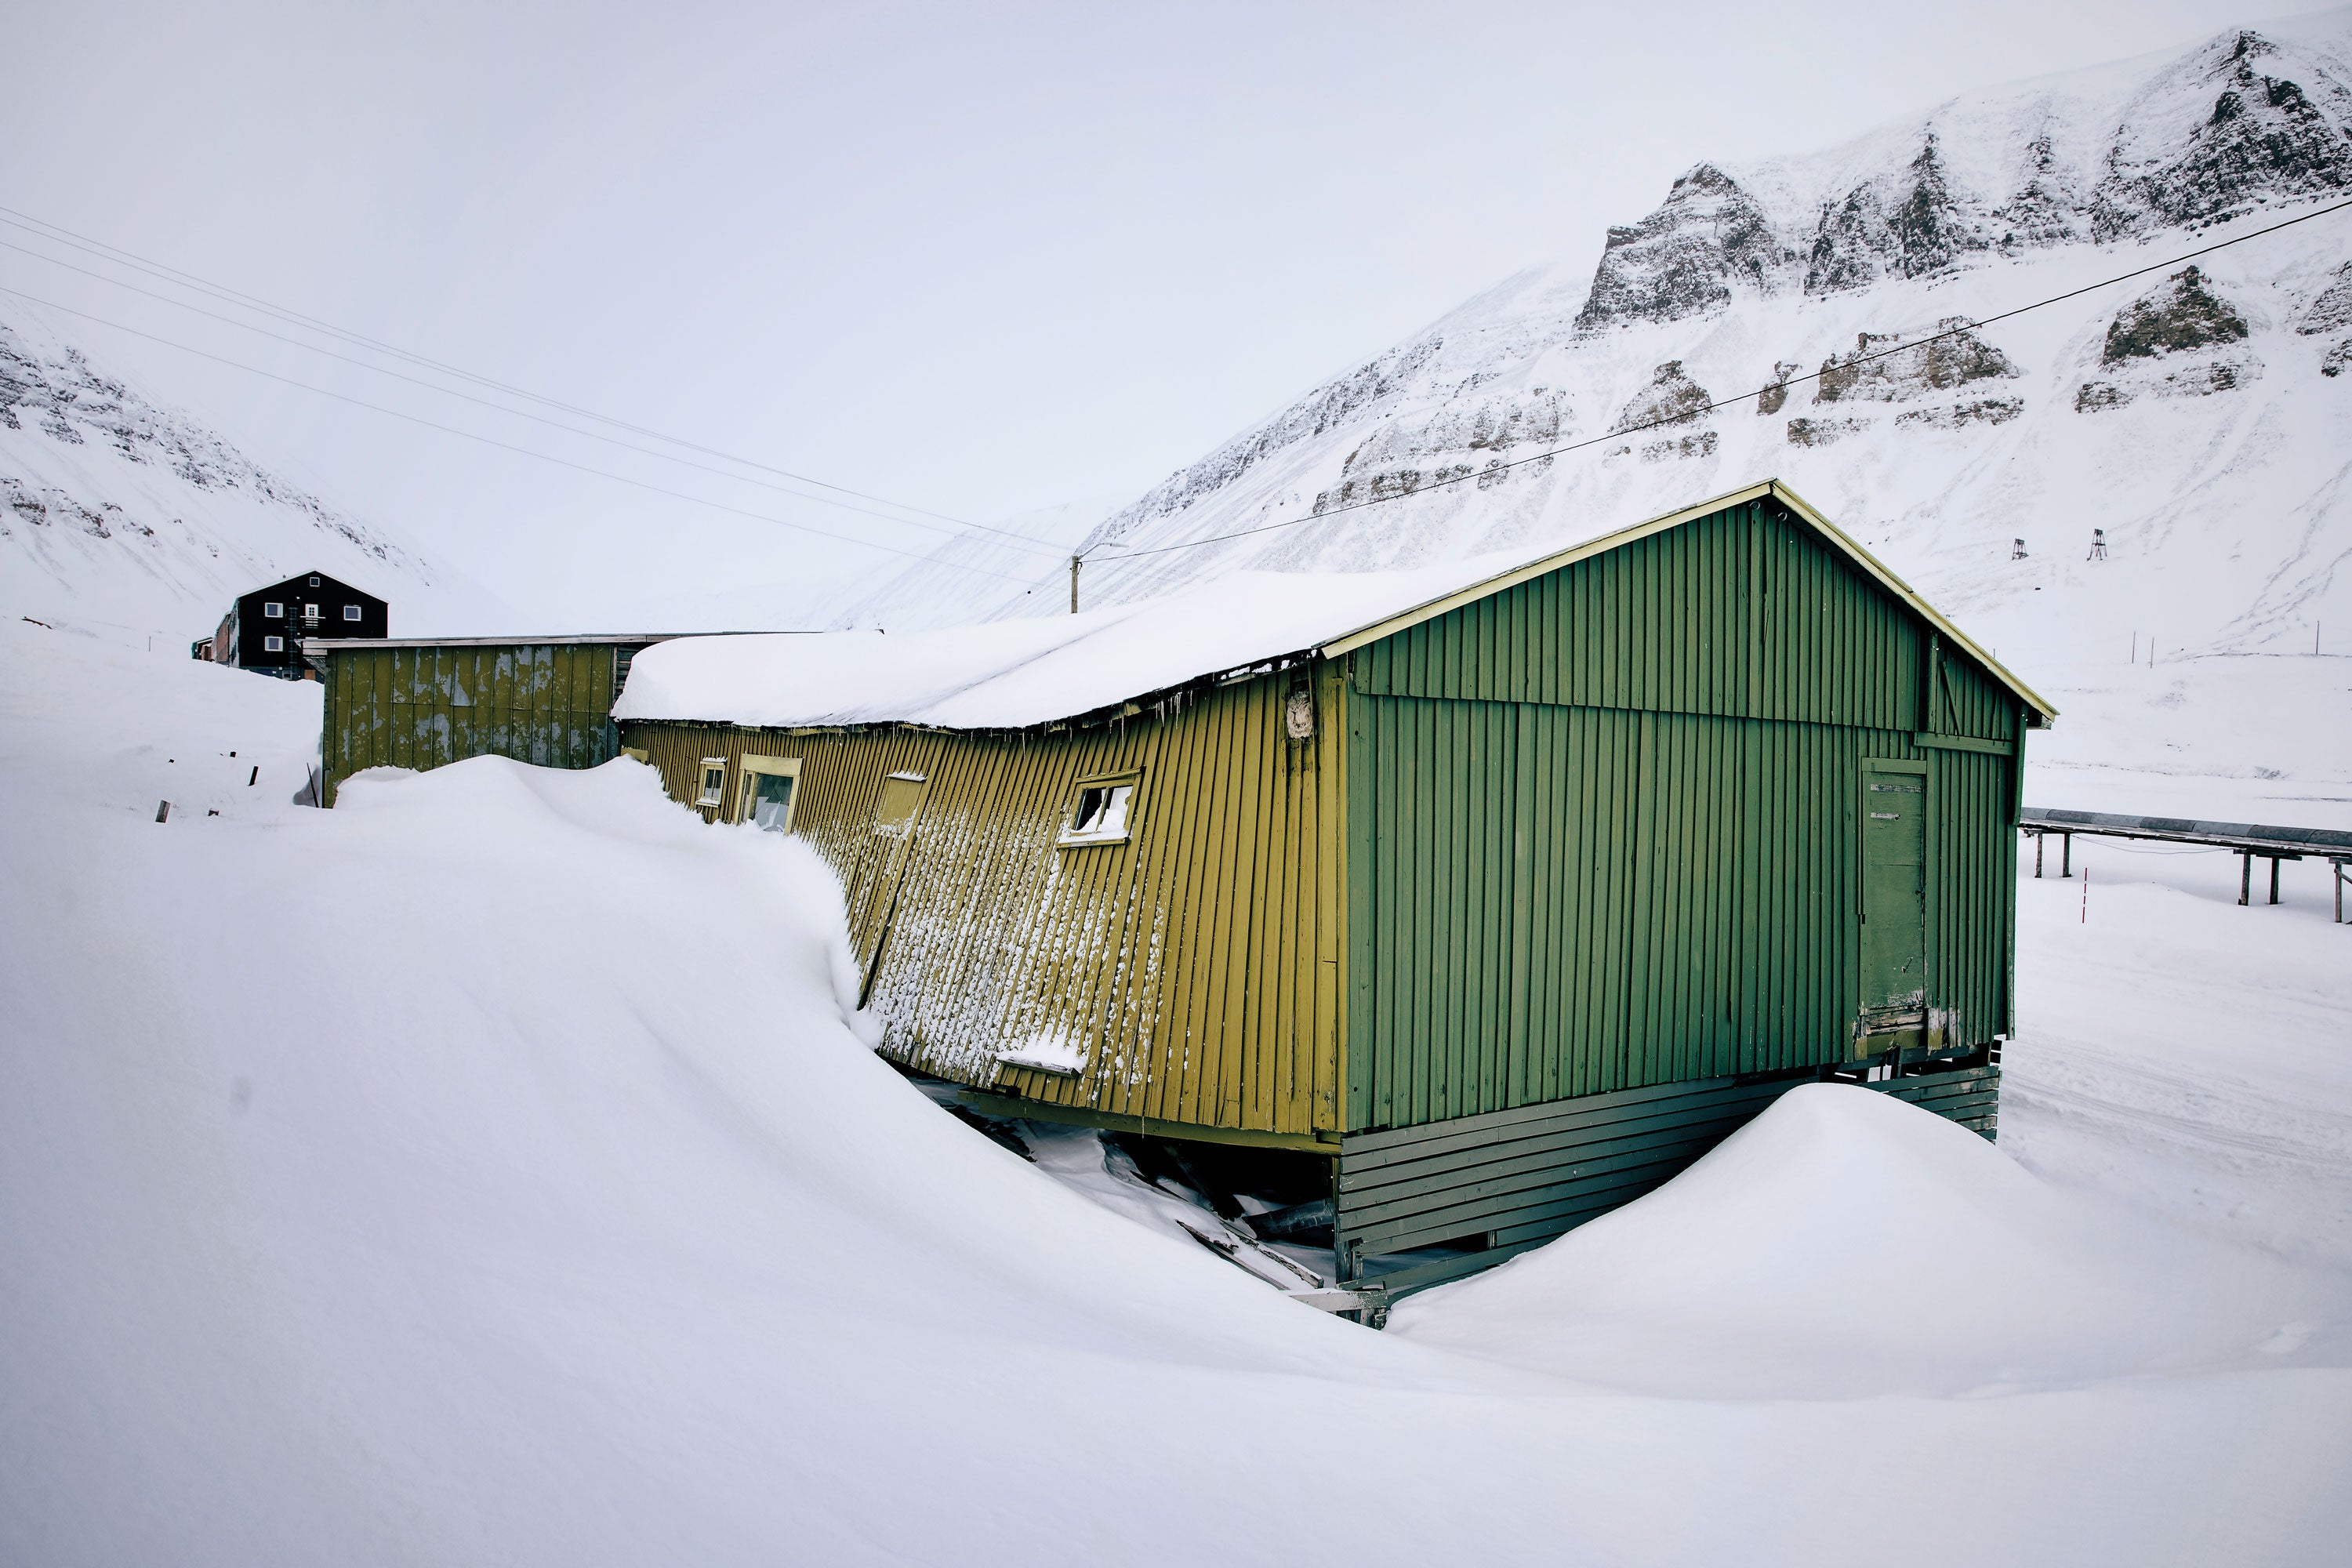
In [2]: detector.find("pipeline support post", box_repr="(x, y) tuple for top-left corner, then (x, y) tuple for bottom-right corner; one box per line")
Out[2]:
(2239, 851), (2252, 906)
(2060, 832), (2072, 878)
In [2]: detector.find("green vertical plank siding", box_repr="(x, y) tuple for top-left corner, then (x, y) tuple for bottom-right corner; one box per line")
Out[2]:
(1345, 499), (2024, 1131)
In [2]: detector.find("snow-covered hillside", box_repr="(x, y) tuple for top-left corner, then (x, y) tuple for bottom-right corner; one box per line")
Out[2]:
(845, 12), (2352, 815)
(0, 309), (497, 645)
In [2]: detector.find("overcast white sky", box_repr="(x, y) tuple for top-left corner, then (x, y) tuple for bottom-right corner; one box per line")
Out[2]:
(5, 0), (2299, 622)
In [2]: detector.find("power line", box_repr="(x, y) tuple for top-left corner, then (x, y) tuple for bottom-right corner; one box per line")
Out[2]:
(0, 203), (1057, 549)
(0, 236), (1059, 555)
(1097, 194), (2352, 563)
(0, 283), (1037, 583)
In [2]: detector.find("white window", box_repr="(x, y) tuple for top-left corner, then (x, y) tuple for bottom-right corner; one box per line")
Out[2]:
(342, 604), (361, 622)
(263, 601), (284, 618)
(263, 634), (285, 652)
(307, 575), (320, 586)
(736, 755), (803, 833)
(696, 757), (728, 807)
(1059, 777), (1137, 845)
(302, 603), (319, 620)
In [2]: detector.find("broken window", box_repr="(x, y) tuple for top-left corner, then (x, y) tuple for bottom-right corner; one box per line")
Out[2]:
(736, 755), (803, 833)
(1059, 779), (1136, 844)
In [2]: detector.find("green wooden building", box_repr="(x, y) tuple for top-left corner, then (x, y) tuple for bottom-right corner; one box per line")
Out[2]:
(617, 479), (2056, 1297)
(307, 633), (688, 807)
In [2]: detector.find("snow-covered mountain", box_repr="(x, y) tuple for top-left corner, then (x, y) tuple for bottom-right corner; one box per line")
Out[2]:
(0, 310), (494, 646)
(843, 12), (2352, 808)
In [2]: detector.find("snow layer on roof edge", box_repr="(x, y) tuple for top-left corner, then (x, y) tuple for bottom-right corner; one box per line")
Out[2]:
(612, 554), (1530, 731)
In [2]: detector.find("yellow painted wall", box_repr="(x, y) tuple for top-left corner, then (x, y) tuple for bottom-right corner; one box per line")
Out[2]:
(621, 662), (1346, 1138)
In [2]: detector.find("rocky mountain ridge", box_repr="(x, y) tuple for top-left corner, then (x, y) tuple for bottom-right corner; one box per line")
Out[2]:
(0, 311), (468, 641)
(841, 13), (2352, 667)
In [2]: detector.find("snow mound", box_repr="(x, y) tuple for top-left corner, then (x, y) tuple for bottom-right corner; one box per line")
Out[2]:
(1390, 1082), (2346, 1398)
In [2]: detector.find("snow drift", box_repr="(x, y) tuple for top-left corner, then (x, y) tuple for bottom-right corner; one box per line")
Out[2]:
(5, 621), (2350, 1565)
(1390, 1082), (2343, 1399)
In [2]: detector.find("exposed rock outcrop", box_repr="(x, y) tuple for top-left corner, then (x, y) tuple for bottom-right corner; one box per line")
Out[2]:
(2093, 31), (2352, 240)
(1816, 319), (2021, 403)
(2296, 260), (2352, 375)
(2101, 266), (2250, 363)
(2076, 265), (2262, 410)
(1609, 361), (1715, 434)
(1804, 134), (1993, 295)
(1575, 165), (1789, 330)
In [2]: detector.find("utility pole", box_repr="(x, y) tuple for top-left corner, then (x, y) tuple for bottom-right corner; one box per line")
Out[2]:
(1069, 554), (1080, 615)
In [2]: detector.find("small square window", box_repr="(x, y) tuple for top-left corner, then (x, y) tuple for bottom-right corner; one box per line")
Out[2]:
(307, 575), (320, 586)
(263, 634), (285, 652)
(263, 601), (284, 618)
(1059, 780), (1135, 844)
(342, 604), (361, 622)
(696, 757), (728, 807)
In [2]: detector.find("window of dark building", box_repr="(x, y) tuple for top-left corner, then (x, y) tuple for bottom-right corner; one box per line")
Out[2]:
(307, 575), (320, 586)
(343, 604), (361, 622)
(263, 601), (284, 618)
(264, 635), (285, 652)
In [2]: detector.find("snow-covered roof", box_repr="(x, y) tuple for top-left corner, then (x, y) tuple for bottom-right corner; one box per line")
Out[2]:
(611, 561), (1497, 731)
(612, 481), (2057, 731)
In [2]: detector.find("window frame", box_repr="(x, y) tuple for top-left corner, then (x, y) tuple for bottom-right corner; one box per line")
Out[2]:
(695, 756), (729, 808)
(263, 601), (284, 619)
(735, 753), (804, 832)
(263, 634), (285, 653)
(342, 604), (362, 622)
(1056, 768), (1142, 848)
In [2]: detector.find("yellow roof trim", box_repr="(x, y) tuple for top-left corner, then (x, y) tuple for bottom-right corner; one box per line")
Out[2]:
(1317, 477), (2058, 724)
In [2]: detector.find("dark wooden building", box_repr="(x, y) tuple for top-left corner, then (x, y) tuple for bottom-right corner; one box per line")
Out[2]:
(201, 570), (388, 677)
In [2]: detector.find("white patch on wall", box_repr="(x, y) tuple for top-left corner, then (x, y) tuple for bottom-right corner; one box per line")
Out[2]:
(997, 1032), (1087, 1076)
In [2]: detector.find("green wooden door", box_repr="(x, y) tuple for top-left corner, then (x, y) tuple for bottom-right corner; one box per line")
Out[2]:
(1860, 765), (1928, 1025)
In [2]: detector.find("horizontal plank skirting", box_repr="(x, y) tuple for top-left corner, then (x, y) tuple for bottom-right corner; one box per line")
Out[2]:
(1341, 1076), (1795, 1175)
(1338, 1066), (2002, 1285)
(1344, 1073), (1759, 1154)
(1338, 1099), (1776, 1204)
(1348, 1149), (1719, 1252)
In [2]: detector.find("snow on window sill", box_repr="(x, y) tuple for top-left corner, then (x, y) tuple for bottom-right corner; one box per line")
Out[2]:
(1055, 831), (1131, 848)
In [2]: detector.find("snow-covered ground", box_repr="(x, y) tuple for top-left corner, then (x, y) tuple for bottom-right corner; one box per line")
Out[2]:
(5, 620), (2347, 1565)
